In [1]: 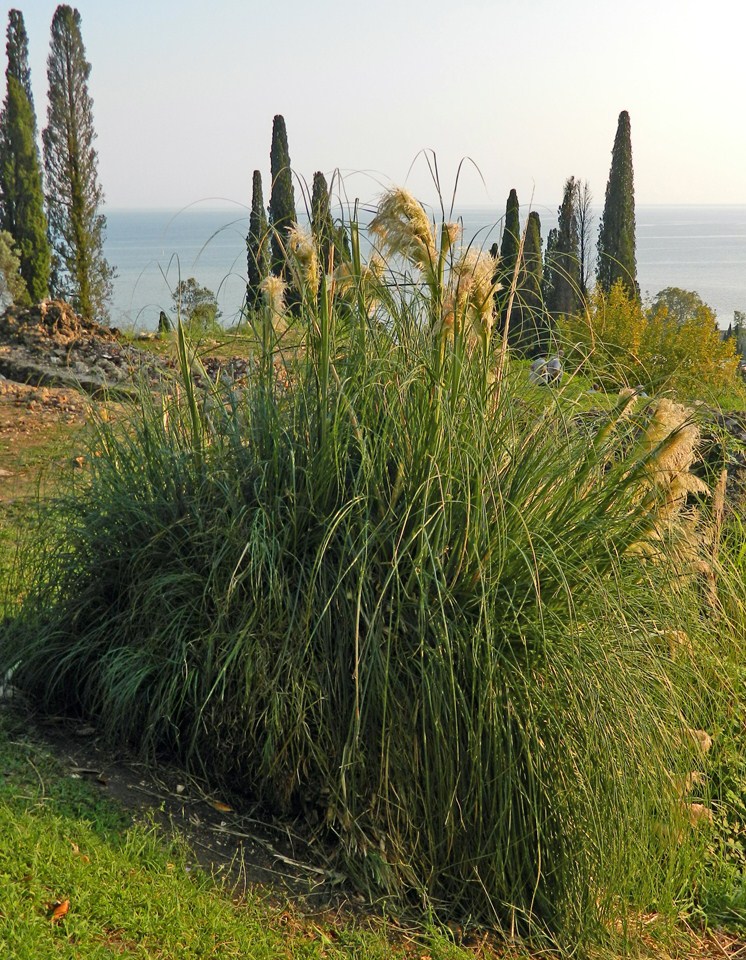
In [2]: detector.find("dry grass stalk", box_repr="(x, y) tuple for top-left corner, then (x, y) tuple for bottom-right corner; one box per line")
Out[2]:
(368, 187), (437, 278)
(259, 275), (287, 317)
(438, 247), (498, 342)
(286, 224), (320, 296)
(642, 399), (709, 517)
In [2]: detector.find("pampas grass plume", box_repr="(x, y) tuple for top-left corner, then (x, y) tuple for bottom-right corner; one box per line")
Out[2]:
(260, 274), (287, 316)
(369, 187), (437, 276)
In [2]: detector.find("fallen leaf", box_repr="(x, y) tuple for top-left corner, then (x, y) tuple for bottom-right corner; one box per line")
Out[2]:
(50, 899), (70, 923)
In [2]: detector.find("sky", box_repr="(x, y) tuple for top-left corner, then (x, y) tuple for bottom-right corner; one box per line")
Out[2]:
(8, 0), (746, 213)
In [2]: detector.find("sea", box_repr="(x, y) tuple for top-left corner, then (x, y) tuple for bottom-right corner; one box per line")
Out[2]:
(103, 205), (746, 332)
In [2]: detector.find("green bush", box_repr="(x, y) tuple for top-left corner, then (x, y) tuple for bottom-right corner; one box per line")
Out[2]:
(560, 281), (746, 404)
(0, 194), (731, 949)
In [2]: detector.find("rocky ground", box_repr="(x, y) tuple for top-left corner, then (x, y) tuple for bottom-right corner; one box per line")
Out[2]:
(0, 300), (259, 396)
(0, 300), (173, 395)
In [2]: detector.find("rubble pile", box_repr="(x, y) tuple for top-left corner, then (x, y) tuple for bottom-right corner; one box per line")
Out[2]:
(0, 300), (174, 395)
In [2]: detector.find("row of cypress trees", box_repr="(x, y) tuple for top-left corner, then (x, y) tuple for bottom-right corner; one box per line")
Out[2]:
(498, 109), (637, 356)
(248, 109), (637, 358)
(246, 114), (348, 312)
(0, 6), (112, 320)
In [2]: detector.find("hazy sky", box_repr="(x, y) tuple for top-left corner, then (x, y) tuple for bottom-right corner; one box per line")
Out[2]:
(9, 0), (746, 212)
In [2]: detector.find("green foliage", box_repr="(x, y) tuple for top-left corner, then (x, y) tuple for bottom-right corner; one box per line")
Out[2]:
(498, 187), (521, 344)
(171, 277), (221, 333)
(43, 4), (114, 320)
(246, 169), (269, 312)
(5, 9), (33, 107)
(597, 110), (638, 298)
(544, 176), (581, 319)
(311, 170), (334, 268)
(0, 227), (28, 307)
(2, 193), (730, 950)
(268, 114), (296, 279)
(651, 286), (707, 325)
(728, 311), (746, 360)
(0, 11), (50, 302)
(560, 280), (744, 401)
(689, 519), (746, 930)
(310, 171), (351, 274)
(514, 209), (547, 355)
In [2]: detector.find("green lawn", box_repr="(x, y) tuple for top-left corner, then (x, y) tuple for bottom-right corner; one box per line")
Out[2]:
(0, 710), (483, 960)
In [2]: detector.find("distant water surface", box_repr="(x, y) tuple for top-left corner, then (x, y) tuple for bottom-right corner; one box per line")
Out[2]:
(103, 205), (746, 330)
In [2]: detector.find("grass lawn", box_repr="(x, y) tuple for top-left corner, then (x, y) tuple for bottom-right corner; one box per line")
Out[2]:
(0, 708), (490, 960)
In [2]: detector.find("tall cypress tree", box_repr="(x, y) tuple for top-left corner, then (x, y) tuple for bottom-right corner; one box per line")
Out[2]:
(545, 176), (581, 319)
(597, 110), (638, 298)
(43, 5), (113, 320)
(498, 188), (521, 340)
(311, 171), (335, 271)
(517, 210), (548, 355)
(268, 114), (296, 278)
(0, 9), (50, 302)
(522, 212), (543, 305)
(5, 10), (32, 106)
(246, 169), (269, 311)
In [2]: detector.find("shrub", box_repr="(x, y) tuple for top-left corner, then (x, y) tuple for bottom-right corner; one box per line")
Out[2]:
(1, 192), (730, 949)
(560, 280), (744, 402)
(171, 277), (221, 335)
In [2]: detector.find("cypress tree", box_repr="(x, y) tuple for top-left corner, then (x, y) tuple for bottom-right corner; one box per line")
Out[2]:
(5, 10), (32, 107)
(43, 5), (113, 320)
(268, 114), (296, 278)
(545, 176), (581, 319)
(311, 171), (335, 271)
(597, 110), (638, 298)
(517, 210), (548, 355)
(542, 228), (558, 308)
(498, 188), (520, 340)
(0, 10), (50, 302)
(522, 212), (543, 301)
(499, 188), (520, 283)
(246, 169), (269, 311)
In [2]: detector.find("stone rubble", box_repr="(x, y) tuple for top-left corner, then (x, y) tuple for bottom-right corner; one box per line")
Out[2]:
(0, 300), (259, 396)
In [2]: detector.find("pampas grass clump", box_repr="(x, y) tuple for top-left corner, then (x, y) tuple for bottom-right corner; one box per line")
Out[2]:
(0, 189), (729, 950)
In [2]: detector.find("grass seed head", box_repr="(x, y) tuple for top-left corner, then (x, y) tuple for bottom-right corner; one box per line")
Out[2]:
(368, 187), (437, 276)
(448, 247), (498, 339)
(287, 223), (320, 296)
(260, 274), (287, 316)
(441, 221), (461, 256)
(643, 399), (709, 518)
